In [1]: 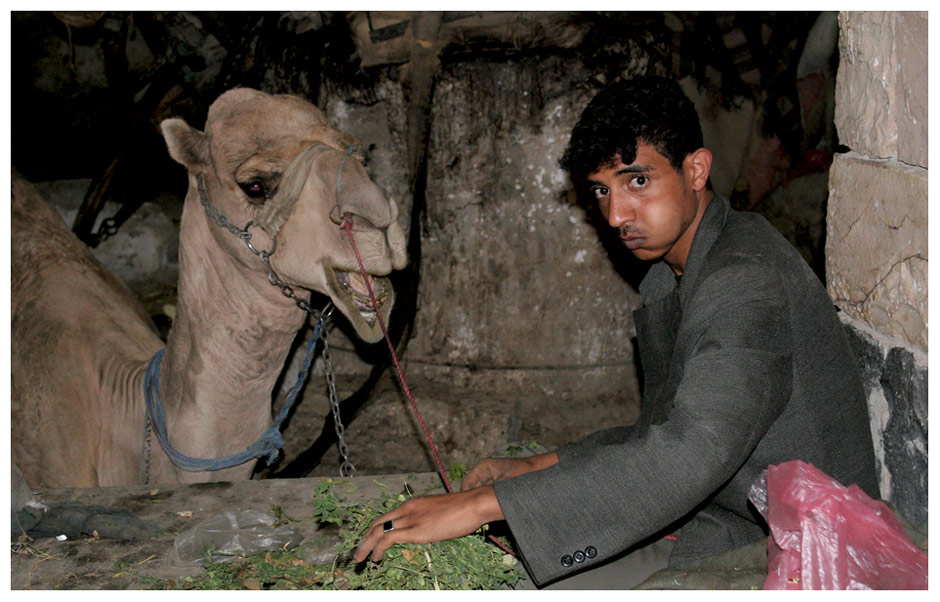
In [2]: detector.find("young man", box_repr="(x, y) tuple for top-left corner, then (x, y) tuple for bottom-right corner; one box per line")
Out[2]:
(354, 77), (878, 587)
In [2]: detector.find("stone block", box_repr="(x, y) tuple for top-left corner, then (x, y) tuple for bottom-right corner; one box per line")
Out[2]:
(895, 11), (928, 168)
(835, 12), (898, 159)
(841, 317), (892, 495)
(835, 12), (928, 166)
(826, 153), (927, 351)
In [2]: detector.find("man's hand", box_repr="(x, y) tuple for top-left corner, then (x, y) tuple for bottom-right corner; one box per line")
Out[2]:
(460, 452), (560, 490)
(354, 485), (503, 563)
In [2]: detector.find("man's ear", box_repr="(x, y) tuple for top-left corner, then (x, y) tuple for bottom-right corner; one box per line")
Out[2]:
(161, 118), (210, 172)
(684, 148), (712, 192)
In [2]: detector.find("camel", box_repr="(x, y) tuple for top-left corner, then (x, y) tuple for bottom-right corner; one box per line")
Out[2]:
(11, 88), (408, 488)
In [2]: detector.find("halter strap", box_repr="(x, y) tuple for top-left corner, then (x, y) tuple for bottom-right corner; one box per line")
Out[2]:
(142, 319), (324, 479)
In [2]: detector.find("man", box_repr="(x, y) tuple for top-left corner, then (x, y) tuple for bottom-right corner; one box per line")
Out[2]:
(354, 77), (878, 587)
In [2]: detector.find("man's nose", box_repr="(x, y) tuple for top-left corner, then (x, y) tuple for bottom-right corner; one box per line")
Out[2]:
(606, 194), (636, 229)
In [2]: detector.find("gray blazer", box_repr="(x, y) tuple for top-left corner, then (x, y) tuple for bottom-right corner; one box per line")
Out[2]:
(494, 195), (878, 586)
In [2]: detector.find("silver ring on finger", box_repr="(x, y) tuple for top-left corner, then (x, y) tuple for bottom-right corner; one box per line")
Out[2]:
(383, 520), (395, 533)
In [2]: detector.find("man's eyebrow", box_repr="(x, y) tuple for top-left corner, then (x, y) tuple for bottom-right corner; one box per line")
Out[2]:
(585, 164), (654, 186)
(615, 164), (653, 175)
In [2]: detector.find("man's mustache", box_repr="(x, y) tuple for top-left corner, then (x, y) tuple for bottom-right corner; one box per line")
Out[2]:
(619, 225), (646, 237)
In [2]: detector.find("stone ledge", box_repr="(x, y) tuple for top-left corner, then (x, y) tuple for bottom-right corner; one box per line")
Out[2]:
(12, 473), (446, 590)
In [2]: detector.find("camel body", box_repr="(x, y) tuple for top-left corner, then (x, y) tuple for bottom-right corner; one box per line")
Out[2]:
(11, 89), (407, 488)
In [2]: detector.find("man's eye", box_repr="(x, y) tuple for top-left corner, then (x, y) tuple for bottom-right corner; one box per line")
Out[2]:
(592, 186), (609, 199)
(631, 175), (649, 188)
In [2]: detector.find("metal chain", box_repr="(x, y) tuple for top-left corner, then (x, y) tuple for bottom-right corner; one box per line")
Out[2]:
(320, 315), (356, 477)
(195, 174), (354, 476)
(95, 216), (119, 242)
(196, 175), (325, 318)
(198, 175), (252, 240)
(141, 415), (153, 485)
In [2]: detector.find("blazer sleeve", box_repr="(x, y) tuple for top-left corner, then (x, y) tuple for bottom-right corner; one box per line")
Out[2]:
(494, 262), (793, 586)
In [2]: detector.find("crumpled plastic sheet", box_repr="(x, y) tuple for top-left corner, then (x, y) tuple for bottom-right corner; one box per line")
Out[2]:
(168, 509), (303, 566)
(748, 460), (927, 590)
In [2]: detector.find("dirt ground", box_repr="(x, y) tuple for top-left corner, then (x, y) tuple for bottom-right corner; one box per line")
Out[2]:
(263, 369), (640, 480)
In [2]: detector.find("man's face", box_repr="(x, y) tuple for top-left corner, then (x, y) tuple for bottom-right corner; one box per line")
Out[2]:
(586, 143), (707, 273)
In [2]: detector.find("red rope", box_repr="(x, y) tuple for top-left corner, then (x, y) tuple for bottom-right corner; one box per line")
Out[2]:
(340, 215), (516, 556)
(339, 215), (453, 494)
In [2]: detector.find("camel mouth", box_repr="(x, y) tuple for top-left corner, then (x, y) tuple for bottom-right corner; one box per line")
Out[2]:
(331, 268), (391, 327)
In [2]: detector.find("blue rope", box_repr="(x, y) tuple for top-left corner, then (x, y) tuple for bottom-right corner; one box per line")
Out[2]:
(144, 320), (323, 472)
(337, 145), (362, 195)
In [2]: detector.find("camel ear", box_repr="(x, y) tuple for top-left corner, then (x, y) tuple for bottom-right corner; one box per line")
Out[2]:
(161, 118), (209, 171)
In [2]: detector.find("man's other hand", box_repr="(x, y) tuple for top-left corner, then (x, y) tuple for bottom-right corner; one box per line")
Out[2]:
(460, 452), (560, 490)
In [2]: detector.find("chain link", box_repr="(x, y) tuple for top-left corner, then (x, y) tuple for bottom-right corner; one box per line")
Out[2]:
(196, 174), (354, 476)
(95, 216), (119, 242)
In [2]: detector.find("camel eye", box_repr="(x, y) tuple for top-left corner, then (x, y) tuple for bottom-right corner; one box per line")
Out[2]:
(241, 180), (267, 199)
(238, 178), (276, 205)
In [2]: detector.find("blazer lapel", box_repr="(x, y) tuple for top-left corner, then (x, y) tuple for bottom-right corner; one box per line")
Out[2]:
(634, 264), (682, 437)
(632, 196), (732, 436)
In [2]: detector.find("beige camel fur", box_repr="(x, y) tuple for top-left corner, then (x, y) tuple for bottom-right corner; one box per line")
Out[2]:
(12, 88), (407, 488)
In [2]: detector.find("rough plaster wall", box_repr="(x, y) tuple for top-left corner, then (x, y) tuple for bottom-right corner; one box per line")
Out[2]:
(829, 11), (927, 523)
(321, 78), (412, 238)
(409, 56), (643, 403)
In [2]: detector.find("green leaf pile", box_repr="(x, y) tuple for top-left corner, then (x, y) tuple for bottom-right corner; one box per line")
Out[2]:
(150, 477), (525, 590)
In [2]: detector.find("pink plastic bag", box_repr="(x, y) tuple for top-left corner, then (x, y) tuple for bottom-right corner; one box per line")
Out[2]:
(749, 460), (927, 590)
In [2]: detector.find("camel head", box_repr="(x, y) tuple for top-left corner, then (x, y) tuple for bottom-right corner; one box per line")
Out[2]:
(160, 88), (408, 342)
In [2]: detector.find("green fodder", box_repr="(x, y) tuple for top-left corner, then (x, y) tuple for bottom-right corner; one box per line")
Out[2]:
(150, 478), (525, 590)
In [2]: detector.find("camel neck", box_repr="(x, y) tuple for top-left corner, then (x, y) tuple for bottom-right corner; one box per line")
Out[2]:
(153, 189), (308, 482)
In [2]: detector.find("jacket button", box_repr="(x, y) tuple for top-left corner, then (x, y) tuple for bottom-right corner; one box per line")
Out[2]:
(585, 546), (597, 559)
(560, 554), (574, 567)
(573, 550), (586, 563)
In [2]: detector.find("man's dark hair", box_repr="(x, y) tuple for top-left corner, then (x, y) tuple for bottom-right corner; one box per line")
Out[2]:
(559, 77), (704, 181)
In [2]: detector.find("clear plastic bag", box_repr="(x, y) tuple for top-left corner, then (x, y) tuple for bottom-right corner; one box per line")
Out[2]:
(168, 509), (303, 566)
(748, 460), (927, 590)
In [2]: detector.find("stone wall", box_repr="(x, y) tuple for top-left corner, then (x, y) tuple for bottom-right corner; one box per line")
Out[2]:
(827, 11), (927, 526)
